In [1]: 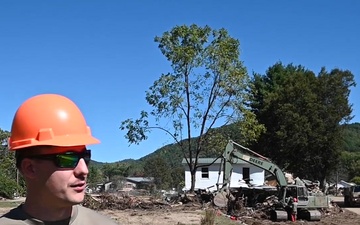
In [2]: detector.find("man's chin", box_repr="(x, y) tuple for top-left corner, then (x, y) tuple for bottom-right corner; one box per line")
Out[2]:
(69, 193), (85, 205)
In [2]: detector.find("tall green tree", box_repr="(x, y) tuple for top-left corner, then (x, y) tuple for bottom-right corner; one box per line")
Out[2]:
(250, 63), (355, 187)
(120, 24), (264, 191)
(311, 68), (356, 185)
(102, 163), (127, 181)
(87, 165), (104, 188)
(340, 151), (360, 180)
(0, 128), (24, 198)
(171, 166), (185, 190)
(124, 163), (145, 177)
(143, 155), (172, 190)
(0, 130), (13, 172)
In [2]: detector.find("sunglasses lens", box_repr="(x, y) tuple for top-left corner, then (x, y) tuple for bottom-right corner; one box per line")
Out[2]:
(57, 154), (79, 168)
(56, 151), (91, 168)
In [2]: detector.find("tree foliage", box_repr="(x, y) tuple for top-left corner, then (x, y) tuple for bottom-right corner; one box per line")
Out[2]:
(350, 176), (360, 185)
(341, 123), (360, 152)
(87, 165), (104, 188)
(0, 128), (25, 198)
(250, 63), (355, 186)
(340, 151), (360, 180)
(0, 175), (19, 199)
(338, 123), (360, 181)
(102, 163), (128, 181)
(143, 155), (173, 190)
(120, 24), (264, 191)
(124, 163), (145, 177)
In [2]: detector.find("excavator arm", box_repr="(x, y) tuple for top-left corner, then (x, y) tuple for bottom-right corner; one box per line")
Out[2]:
(220, 140), (288, 190)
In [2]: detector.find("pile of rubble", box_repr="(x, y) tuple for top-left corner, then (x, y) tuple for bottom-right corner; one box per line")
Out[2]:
(84, 189), (352, 225)
(82, 191), (343, 222)
(83, 172), (344, 222)
(82, 194), (176, 211)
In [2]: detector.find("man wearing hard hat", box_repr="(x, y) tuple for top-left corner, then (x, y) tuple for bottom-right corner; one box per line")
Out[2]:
(0, 94), (118, 224)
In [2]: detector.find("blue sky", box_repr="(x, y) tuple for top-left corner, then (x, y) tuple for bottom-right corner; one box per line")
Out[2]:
(1, 1), (359, 162)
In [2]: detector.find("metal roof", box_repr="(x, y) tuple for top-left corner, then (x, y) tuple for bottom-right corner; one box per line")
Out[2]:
(181, 158), (249, 165)
(126, 177), (154, 183)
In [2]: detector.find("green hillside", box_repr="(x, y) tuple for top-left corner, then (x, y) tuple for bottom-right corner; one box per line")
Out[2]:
(104, 122), (360, 166)
(341, 122), (360, 152)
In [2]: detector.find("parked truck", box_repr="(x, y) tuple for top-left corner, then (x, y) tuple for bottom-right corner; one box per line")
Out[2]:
(215, 140), (329, 221)
(344, 184), (360, 207)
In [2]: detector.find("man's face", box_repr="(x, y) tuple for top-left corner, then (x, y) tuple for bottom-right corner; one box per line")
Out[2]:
(24, 146), (90, 207)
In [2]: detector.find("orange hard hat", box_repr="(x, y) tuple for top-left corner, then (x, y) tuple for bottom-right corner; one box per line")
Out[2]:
(9, 94), (100, 150)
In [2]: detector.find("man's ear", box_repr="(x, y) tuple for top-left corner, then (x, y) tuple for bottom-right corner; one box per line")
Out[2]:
(20, 158), (37, 179)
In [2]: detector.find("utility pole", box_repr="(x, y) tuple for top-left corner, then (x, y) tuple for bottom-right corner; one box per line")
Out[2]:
(336, 170), (339, 196)
(16, 168), (19, 197)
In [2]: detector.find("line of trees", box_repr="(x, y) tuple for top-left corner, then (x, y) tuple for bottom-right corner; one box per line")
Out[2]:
(249, 63), (355, 187)
(0, 129), (24, 198)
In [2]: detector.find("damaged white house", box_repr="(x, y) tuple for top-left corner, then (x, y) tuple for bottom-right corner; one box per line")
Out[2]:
(182, 158), (265, 192)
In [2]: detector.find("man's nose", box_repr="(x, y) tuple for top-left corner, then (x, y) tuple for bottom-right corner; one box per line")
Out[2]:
(74, 158), (89, 175)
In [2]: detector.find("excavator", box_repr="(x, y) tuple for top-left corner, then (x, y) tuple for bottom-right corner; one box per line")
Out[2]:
(214, 140), (329, 221)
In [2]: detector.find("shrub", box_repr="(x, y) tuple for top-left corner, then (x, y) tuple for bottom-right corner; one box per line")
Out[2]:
(0, 174), (19, 199)
(350, 176), (360, 184)
(200, 209), (215, 225)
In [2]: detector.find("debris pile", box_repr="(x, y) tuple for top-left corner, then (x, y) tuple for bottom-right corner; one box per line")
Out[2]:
(82, 186), (344, 223)
(82, 194), (173, 211)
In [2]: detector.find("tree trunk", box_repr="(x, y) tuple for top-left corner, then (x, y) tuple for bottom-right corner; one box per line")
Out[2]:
(320, 176), (327, 194)
(190, 169), (196, 192)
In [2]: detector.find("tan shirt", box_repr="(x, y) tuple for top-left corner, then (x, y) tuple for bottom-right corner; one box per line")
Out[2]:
(0, 204), (119, 225)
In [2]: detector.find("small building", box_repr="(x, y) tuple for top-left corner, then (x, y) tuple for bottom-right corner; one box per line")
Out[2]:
(182, 158), (265, 192)
(94, 181), (113, 193)
(120, 177), (154, 192)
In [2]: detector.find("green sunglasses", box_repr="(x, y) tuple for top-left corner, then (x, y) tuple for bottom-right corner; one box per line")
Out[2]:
(28, 150), (91, 168)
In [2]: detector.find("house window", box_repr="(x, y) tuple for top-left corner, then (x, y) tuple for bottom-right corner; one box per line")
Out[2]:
(201, 167), (209, 178)
(243, 167), (250, 183)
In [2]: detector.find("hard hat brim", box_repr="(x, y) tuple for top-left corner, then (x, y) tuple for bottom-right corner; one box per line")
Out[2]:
(10, 134), (100, 150)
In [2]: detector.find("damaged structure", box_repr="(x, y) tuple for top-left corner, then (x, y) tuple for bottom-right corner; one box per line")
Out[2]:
(200, 140), (330, 222)
(182, 158), (265, 192)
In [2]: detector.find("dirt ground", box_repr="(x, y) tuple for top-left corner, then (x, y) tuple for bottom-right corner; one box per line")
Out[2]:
(99, 206), (360, 225)
(0, 206), (203, 225)
(1, 199), (360, 225)
(103, 208), (203, 225)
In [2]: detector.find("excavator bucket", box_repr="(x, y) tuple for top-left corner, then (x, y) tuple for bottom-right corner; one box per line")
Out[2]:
(213, 190), (228, 208)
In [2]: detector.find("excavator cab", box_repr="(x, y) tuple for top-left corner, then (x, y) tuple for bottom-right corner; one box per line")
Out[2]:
(285, 185), (309, 207)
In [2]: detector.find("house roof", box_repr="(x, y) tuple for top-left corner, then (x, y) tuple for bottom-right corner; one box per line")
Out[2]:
(182, 158), (249, 165)
(338, 180), (357, 188)
(126, 177), (154, 183)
